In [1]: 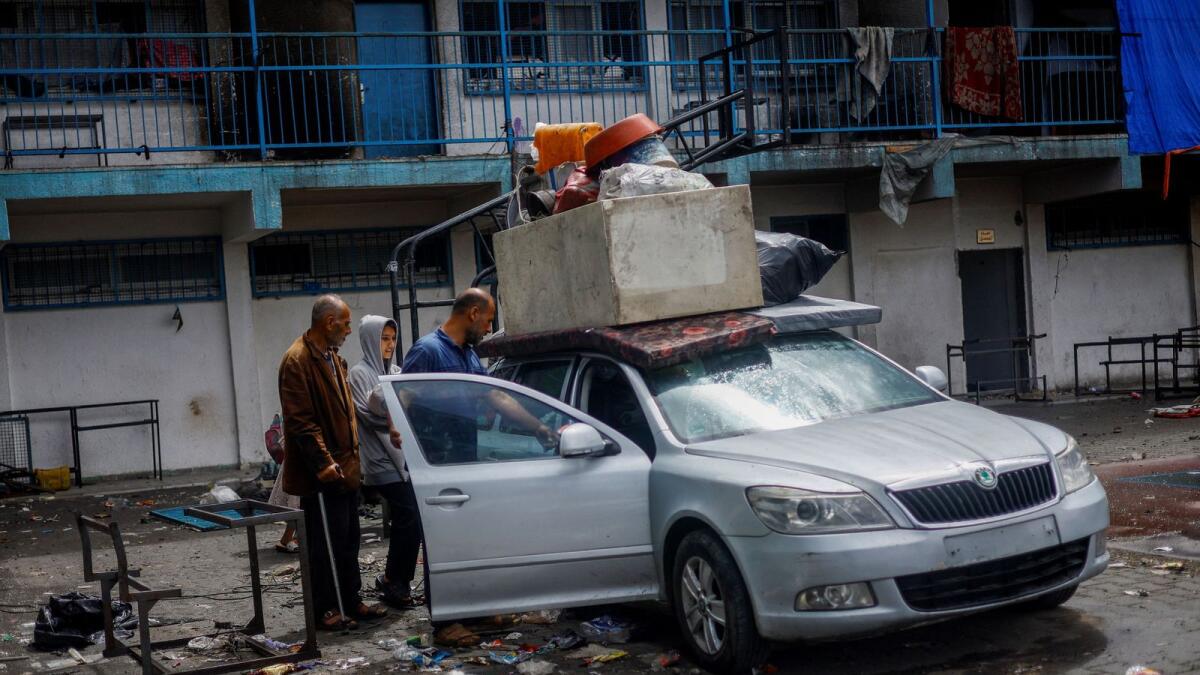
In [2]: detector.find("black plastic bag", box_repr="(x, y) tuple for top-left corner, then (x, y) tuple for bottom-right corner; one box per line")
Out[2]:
(32, 592), (135, 650)
(755, 231), (843, 306)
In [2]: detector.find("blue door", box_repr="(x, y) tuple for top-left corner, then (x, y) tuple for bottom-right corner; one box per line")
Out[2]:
(355, 2), (441, 157)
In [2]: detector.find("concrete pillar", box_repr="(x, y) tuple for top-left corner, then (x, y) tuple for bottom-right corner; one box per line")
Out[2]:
(1023, 203), (1058, 393)
(451, 225), (478, 292)
(0, 305), (11, 411)
(1191, 196), (1200, 326)
(222, 242), (265, 466)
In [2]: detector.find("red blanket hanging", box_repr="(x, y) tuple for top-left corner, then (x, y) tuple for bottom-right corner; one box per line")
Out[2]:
(945, 26), (1023, 121)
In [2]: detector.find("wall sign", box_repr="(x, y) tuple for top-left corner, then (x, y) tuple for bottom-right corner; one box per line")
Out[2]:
(976, 229), (996, 244)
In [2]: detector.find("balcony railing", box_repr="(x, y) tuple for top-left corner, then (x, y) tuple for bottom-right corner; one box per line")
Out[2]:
(0, 27), (1123, 165)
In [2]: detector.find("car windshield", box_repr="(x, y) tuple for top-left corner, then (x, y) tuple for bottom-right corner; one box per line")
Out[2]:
(642, 331), (941, 443)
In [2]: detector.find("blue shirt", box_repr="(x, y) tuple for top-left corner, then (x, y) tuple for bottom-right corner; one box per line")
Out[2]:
(401, 328), (488, 376)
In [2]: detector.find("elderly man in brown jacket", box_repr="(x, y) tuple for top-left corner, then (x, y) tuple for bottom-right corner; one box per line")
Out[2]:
(279, 294), (386, 629)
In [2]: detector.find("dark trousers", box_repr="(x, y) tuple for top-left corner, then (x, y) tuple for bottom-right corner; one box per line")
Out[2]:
(375, 481), (423, 588)
(301, 490), (361, 616)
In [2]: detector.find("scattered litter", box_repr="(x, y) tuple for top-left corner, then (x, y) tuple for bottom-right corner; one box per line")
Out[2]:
(1130, 391), (1143, 400)
(1129, 452), (1146, 461)
(579, 615), (633, 644)
(0, 635), (12, 643)
(435, 623), (479, 648)
(657, 651), (682, 668)
(1153, 546), (1175, 553)
(505, 632), (524, 641)
(270, 563), (299, 577)
(329, 656), (368, 670)
(545, 630), (585, 652)
(1125, 666), (1162, 675)
(517, 609), (562, 625)
(516, 659), (556, 675)
(1155, 562), (1186, 572)
(248, 663), (300, 675)
(362, 537), (381, 546)
(187, 635), (232, 653)
(489, 651), (530, 666)
(1109, 562), (1130, 568)
(1123, 589), (1149, 597)
(33, 592), (136, 650)
(198, 485), (239, 505)
(581, 650), (629, 666)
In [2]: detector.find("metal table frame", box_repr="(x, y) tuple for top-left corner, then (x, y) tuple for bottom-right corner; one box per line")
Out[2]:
(76, 500), (319, 675)
(0, 399), (161, 487)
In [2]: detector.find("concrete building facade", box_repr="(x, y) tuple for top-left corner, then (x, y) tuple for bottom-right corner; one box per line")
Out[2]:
(1, 0), (1197, 477)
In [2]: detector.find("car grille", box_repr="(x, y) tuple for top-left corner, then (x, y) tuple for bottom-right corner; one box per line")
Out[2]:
(896, 538), (1089, 612)
(891, 462), (1057, 525)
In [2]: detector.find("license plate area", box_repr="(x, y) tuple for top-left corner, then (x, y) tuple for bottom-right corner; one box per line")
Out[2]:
(943, 516), (1060, 568)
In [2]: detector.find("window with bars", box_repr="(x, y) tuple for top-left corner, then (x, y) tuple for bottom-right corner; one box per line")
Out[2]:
(459, 0), (645, 94)
(769, 213), (848, 252)
(0, 0), (207, 98)
(1045, 192), (1189, 251)
(248, 228), (452, 298)
(0, 237), (224, 310)
(667, 0), (837, 88)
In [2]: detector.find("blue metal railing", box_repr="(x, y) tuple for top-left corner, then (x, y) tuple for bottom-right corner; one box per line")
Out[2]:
(0, 27), (1123, 164)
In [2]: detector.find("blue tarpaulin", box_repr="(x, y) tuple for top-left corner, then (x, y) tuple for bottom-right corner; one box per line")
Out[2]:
(1117, 0), (1200, 154)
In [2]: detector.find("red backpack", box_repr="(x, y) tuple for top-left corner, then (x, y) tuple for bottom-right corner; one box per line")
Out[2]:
(264, 414), (285, 463)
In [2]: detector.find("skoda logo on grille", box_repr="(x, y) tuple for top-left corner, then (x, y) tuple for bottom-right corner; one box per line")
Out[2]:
(973, 466), (999, 489)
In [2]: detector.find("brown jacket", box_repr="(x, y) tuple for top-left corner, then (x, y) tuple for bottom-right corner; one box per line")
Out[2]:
(278, 331), (361, 496)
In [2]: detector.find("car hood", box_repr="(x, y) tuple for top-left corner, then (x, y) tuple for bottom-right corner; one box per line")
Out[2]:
(686, 400), (1066, 490)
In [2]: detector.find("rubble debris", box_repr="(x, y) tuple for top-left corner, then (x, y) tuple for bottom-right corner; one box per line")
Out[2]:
(198, 486), (239, 505)
(1125, 666), (1163, 675)
(1153, 546), (1175, 553)
(1155, 562), (1186, 572)
(1122, 589), (1149, 597)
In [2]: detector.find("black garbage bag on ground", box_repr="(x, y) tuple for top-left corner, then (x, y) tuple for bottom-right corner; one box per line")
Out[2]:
(33, 592), (135, 650)
(755, 231), (844, 306)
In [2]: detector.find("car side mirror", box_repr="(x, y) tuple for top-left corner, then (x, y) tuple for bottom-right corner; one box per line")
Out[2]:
(915, 366), (948, 393)
(559, 423), (612, 458)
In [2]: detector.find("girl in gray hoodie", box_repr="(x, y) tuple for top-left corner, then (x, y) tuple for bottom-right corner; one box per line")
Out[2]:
(349, 314), (421, 607)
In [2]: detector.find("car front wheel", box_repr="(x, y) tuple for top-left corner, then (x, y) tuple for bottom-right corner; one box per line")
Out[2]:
(671, 530), (768, 674)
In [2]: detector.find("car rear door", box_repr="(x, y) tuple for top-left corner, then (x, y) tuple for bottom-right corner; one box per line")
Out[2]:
(380, 373), (657, 621)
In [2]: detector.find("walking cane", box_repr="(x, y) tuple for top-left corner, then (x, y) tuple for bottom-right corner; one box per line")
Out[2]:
(317, 491), (350, 633)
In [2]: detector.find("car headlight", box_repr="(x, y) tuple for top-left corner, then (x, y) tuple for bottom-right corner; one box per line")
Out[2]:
(1055, 436), (1094, 494)
(746, 486), (895, 534)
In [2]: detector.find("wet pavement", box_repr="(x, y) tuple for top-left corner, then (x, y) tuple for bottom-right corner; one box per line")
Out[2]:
(2, 397), (1199, 675)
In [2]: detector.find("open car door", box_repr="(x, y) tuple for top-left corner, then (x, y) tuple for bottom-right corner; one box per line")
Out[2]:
(380, 372), (657, 621)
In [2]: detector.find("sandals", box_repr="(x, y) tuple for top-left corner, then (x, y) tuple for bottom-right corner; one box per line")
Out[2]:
(319, 610), (357, 631)
(274, 540), (299, 554)
(351, 602), (388, 620)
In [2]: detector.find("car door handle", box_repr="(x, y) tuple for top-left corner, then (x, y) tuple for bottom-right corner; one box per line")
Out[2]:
(425, 494), (470, 505)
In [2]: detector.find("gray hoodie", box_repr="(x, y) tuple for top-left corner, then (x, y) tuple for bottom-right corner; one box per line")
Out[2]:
(349, 314), (407, 485)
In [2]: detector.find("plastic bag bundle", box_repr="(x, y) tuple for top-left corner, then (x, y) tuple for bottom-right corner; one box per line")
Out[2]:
(754, 231), (843, 306)
(598, 163), (713, 201)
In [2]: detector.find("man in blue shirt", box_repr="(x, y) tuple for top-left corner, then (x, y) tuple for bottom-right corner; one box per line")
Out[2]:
(401, 288), (556, 463)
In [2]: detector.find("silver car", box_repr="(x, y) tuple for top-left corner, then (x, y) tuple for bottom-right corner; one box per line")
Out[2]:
(379, 298), (1109, 674)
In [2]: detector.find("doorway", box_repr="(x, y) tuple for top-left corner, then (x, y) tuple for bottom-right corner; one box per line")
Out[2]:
(959, 249), (1029, 392)
(355, 1), (441, 157)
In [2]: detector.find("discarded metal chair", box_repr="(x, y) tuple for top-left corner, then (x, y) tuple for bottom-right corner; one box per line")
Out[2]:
(75, 500), (319, 675)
